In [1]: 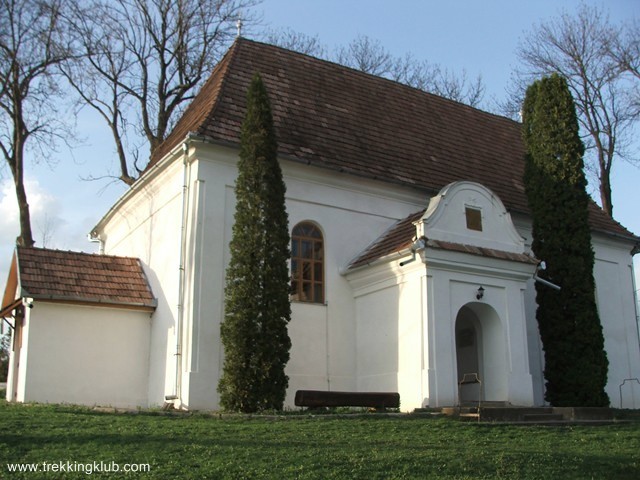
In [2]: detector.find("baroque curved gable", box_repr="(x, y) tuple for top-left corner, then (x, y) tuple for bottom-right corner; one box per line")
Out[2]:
(417, 181), (526, 255)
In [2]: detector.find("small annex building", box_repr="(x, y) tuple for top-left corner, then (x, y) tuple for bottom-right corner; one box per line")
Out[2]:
(2, 247), (156, 408)
(2, 38), (640, 410)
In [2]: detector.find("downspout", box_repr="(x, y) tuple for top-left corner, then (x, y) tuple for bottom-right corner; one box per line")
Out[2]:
(325, 304), (330, 391)
(166, 139), (191, 407)
(533, 262), (561, 291)
(631, 246), (640, 353)
(399, 237), (427, 267)
(87, 233), (105, 255)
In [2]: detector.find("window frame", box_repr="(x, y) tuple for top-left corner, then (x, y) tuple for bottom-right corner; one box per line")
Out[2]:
(290, 222), (325, 304)
(465, 206), (483, 232)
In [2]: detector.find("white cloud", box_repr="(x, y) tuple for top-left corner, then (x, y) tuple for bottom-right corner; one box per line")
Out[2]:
(0, 180), (19, 238)
(0, 178), (63, 247)
(0, 178), (69, 290)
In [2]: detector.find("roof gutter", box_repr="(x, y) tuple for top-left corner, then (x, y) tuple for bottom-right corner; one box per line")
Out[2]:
(20, 293), (157, 311)
(341, 246), (414, 276)
(592, 229), (640, 252)
(90, 133), (202, 239)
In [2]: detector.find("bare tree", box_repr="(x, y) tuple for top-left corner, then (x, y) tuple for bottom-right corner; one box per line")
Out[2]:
(606, 18), (640, 112)
(335, 35), (394, 77)
(0, 0), (74, 246)
(36, 212), (57, 248)
(268, 31), (485, 107)
(387, 53), (437, 89)
(509, 4), (639, 217)
(261, 27), (327, 58)
(425, 67), (485, 108)
(335, 34), (485, 108)
(63, 0), (259, 186)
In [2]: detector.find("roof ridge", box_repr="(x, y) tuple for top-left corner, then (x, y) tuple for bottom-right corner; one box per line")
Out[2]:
(134, 38), (636, 242)
(16, 245), (139, 262)
(238, 37), (520, 125)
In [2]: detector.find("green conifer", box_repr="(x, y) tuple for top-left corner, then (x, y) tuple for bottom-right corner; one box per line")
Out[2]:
(522, 74), (609, 407)
(218, 72), (292, 412)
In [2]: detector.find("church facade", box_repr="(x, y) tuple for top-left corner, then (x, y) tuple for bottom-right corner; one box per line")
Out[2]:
(4, 39), (640, 411)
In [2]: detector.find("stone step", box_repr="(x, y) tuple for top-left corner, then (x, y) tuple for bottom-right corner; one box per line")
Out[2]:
(419, 406), (615, 423)
(439, 406), (478, 416)
(479, 407), (554, 422)
(475, 401), (510, 408)
(522, 413), (565, 422)
(459, 412), (480, 421)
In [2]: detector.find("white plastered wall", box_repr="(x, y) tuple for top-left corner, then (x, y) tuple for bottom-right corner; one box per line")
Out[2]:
(97, 140), (427, 410)
(346, 182), (539, 410)
(94, 151), (186, 407)
(348, 260), (426, 411)
(593, 234), (640, 408)
(284, 161), (426, 406)
(513, 218), (640, 408)
(346, 252), (537, 411)
(13, 302), (151, 408)
(422, 255), (536, 408)
(93, 144), (640, 411)
(419, 182), (537, 407)
(182, 143), (427, 409)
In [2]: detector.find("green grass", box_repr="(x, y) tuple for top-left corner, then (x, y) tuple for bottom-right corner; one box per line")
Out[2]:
(1, 402), (639, 479)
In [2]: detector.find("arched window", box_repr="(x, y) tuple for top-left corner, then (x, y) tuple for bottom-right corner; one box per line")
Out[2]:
(291, 222), (324, 303)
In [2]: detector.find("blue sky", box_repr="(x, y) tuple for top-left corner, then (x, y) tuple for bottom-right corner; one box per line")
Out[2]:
(1, 0), (638, 297)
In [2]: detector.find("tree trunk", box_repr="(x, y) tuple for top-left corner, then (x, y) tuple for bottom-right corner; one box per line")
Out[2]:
(10, 127), (35, 247)
(13, 174), (34, 247)
(599, 174), (613, 218)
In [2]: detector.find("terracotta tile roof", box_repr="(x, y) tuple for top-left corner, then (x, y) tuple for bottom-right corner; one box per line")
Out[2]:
(150, 38), (637, 242)
(14, 247), (156, 309)
(150, 43), (236, 163)
(347, 210), (538, 270)
(347, 211), (424, 269)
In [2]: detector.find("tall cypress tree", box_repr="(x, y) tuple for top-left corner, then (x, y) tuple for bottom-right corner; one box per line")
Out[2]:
(522, 74), (609, 407)
(218, 72), (292, 412)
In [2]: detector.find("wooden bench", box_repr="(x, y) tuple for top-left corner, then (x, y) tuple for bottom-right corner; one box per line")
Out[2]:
(294, 390), (400, 409)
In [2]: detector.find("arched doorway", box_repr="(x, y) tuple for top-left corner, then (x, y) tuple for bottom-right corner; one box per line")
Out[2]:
(455, 303), (507, 403)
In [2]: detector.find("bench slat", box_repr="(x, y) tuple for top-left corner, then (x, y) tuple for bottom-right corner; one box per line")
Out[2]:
(295, 390), (400, 408)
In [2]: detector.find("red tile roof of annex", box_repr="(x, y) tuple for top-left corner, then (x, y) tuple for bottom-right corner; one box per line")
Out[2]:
(14, 247), (156, 309)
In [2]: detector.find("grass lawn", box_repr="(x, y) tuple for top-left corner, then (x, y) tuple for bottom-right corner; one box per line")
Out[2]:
(1, 402), (639, 479)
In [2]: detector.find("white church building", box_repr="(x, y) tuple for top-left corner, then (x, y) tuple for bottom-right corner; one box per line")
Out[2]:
(3, 39), (640, 411)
